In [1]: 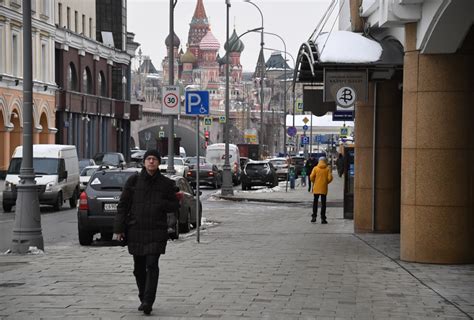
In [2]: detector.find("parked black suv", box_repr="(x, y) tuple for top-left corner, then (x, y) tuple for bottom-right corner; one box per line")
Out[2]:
(93, 152), (126, 167)
(241, 161), (278, 190)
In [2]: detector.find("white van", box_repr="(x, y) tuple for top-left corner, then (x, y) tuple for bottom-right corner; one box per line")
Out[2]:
(205, 143), (241, 184)
(2, 144), (80, 212)
(179, 146), (186, 158)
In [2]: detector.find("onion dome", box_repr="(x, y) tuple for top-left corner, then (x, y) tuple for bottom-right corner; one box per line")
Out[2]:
(224, 29), (245, 53)
(199, 30), (220, 51)
(165, 32), (181, 48)
(181, 47), (197, 64)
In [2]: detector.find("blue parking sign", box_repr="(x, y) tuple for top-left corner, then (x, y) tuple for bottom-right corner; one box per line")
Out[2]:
(301, 136), (310, 145)
(185, 91), (209, 115)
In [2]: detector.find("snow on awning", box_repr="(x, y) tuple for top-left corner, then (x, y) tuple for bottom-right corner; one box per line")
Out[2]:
(316, 31), (382, 63)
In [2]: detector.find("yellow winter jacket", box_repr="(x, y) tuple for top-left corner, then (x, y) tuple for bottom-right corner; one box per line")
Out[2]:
(310, 160), (333, 195)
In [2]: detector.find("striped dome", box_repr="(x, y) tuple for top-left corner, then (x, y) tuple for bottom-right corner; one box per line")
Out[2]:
(225, 29), (245, 53)
(199, 30), (220, 51)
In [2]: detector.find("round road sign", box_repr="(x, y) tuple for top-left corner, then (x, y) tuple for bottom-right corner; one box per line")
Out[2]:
(287, 126), (297, 137)
(163, 93), (179, 109)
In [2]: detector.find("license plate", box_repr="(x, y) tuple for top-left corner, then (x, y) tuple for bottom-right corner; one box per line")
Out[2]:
(104, 203), (117, 212)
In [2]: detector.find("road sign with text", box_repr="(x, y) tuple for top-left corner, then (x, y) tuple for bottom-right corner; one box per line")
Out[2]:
(162, 86), (180, 115)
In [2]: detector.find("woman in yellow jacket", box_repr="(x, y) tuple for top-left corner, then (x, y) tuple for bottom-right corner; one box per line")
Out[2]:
(309, 157), (333, 224)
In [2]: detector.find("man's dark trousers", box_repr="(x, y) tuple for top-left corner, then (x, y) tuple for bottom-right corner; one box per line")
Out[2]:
(133, 255), (160, 305)
(312, 194), (327, 222)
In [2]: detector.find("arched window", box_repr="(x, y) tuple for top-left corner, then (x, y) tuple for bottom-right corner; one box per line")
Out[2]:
(83, 67), (92, 94)
(98, 71), (107, 96)
(67, 62), (78, 91)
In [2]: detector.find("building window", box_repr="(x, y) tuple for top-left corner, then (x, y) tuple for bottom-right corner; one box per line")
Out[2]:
(74, 11), (78, 33)
(82, 14), (85, 35)
(12, 33), (19, 77)
(41, 0), (49, 18)
(98, 71), (107, 97)
(58, 2), (62, 27)
(41, 42), (48, 82)
(67, 63), (78, 91)
(83, 67), (92, 94)
(89, 18), (92, 38)
(67, 7), (70, 29)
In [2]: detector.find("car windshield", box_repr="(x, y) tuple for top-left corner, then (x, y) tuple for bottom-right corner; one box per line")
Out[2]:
(8, 158), (60, 175)
(80, 167), (98, 177)
(246, 163), (269, 172)
(185, 157), (206, 165)
(88, 171), (137, 191)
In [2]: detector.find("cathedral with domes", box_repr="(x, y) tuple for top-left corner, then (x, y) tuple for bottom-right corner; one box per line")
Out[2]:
(162, 0), (245, 111)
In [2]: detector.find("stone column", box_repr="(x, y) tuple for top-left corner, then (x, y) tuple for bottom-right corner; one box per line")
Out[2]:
(354, 77), (403, 233)
(401, 24), (474, 263)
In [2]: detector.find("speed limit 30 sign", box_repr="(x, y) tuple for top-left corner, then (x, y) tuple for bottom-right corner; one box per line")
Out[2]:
(162, 85), (181, 115)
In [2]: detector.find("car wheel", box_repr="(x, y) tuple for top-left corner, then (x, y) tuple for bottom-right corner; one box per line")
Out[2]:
(190, 203), (202, 228)
(2, 203), (12, 213)
(53, 192), (63, 211)
(213, 180), (218, 189)
(69, 189), (78, 208)
(78, 228), (93, 245)
(179, 210), (191, 233)
(241, 183), (247, 190)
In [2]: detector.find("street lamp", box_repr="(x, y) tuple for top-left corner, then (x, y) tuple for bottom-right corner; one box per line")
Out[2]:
(243, 0), (264, 159)
(221, 0), (233, 196)
(11, 0), (43, 253)
(167, 0), (178, 175)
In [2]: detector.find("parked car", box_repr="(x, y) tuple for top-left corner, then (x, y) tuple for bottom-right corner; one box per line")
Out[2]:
(186, 163), (222, 189)
(269, 157), (289, 181)
(93, 152), (126, 167)
(168, 175), (202, 234)
(79, 165), (102, 191)
(159, 157), (189, 177)
(184, 156), (207, 170)
(79, 158), (96, 173)
(130, 150), (146, 162)
(77, 168), (201, 245)
(241, 161), (278, 190)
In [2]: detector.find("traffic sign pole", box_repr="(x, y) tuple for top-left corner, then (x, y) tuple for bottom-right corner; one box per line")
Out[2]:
(195, 116), (200, 243)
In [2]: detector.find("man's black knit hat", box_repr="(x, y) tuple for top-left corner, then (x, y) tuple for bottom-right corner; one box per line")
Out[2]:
(143, 149), (161, 162)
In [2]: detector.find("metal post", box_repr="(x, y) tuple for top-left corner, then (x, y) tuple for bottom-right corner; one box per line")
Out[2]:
(195, 117), (200, 242)
(167, 0), (177, 175)
(11, 0), (44, 253)
(221, 0), (234, 196)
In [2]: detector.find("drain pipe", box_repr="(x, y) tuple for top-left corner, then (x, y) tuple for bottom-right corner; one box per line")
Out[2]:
(371, 83), (378, 232)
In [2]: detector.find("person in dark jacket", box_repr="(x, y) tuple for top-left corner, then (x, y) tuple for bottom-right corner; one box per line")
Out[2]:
(113, 149), (179, 315)
(305, 157), (317, 192)
(336, 153), (345, 177)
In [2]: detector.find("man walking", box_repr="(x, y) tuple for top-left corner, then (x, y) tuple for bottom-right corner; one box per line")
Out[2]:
(310, 156), (333, 224)
(114, 149), (179, 315)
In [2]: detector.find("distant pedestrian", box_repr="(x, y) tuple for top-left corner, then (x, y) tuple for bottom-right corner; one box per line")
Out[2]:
(301, 166), (307, 187)
(305, 157), (317, 192)
(113, 149), (180, 315)
(310, 157), (333, 224)
(336, 153), (345, 177)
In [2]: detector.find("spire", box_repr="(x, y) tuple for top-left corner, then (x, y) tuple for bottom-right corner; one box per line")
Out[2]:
(254, 49), (265, 78)
(188, 0), (210, 48)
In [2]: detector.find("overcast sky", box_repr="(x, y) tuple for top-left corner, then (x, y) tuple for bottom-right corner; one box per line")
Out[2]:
(127, 0), (334, 72)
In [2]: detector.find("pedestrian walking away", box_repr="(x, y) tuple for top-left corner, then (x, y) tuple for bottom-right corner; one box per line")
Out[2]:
(310, 156), (333, 224)
(305, 157), (316, 192)
(113, 149), (180, 315)
(336, 153), (345, 177)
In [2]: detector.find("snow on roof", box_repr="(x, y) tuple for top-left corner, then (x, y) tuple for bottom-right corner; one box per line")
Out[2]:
(315, 31), (382, 63)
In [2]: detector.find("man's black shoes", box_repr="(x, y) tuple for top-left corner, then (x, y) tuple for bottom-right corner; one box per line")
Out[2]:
(138, 303), (144, 311)
(311, 217), (316, 223)
(322, 220), (328, 224)
(142, 303), (152, 315)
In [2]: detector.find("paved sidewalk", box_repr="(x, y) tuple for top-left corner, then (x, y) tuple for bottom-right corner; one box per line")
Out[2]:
(0, 174), (473, 319)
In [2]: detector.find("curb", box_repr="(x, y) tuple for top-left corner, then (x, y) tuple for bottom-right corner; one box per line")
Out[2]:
(216, 195), (310, 204)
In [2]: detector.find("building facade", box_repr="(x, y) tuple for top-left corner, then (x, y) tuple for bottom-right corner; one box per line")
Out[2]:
(0, 0), (57, 177)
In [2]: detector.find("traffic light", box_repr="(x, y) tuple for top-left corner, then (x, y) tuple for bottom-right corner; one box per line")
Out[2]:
(204, 130), (209, 147)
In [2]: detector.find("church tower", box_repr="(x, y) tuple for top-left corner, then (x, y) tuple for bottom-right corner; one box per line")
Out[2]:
(188, 0), (210, 60)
